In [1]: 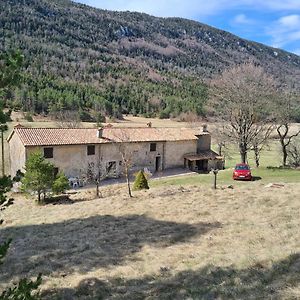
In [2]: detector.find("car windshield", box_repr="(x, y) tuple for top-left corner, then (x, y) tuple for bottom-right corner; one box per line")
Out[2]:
(235, 165), (249, 170)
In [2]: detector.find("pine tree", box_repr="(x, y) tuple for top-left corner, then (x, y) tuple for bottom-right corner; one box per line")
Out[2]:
(133, 170), (149, 191)
(22, 152), (54, 203)
(52, 172), (69, 195)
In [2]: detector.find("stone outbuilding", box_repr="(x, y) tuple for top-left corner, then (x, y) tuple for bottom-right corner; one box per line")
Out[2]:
(8, 126), (223, 180)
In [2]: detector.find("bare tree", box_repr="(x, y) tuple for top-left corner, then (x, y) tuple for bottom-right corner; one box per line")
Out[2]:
(287, 138), (300, 168)
(55, 110), (81, 128)
(119, 142), (133, 198)
(110, 129), (133, 198)
(274, 91), (300, 166)
(211, 123), (231, 156)
(86, 161), (111, 198)
(251, 124), (274, 167)
(209, 63), (277, 163)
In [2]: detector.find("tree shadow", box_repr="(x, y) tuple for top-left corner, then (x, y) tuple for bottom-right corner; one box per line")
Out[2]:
(43, 195), (91, 205)
(252, 176), (262, 181)
(42, 253), (300, 300)
(43, 195), (75, 205)
(0, 215), (221, 282)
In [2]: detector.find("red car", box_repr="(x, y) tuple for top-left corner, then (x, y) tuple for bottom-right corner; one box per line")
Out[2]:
(233, 163), (252, 181)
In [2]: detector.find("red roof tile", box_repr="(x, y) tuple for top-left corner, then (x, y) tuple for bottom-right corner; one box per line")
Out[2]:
(9, 127), (205, 146)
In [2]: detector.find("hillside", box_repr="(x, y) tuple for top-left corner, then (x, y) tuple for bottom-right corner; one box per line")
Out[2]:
(1, 181), (300, 298)
(1, 0), (300, 119)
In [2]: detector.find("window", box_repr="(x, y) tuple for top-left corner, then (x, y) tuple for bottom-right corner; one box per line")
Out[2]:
(150, 143), (157, 152)
(87, 145), (95, 156)
(44, 147), (53, 158)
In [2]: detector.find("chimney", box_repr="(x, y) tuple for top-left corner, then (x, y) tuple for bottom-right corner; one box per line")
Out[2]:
(97, 127), (103, 138)
(202, 124), (208, 133)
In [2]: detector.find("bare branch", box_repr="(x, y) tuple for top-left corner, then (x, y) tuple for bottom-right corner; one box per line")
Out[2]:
(209, 62), (277, 163)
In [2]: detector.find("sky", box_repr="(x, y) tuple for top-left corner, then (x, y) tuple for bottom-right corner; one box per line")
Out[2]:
(75, 0), (300, 55)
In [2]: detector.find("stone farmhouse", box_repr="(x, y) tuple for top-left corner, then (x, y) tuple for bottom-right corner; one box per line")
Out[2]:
(8, 125), (223, 181)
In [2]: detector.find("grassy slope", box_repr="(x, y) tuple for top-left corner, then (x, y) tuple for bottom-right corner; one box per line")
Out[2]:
(1, 181), (299, 299)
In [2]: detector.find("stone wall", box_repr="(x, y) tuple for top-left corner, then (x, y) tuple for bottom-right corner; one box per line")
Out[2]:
(25, 139), (198, 179)
(197, 133), (211, 152)
(9, 132), (26, 177)
(165, 140), (197, 169)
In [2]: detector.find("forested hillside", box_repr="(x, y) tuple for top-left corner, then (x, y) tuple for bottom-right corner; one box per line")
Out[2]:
(1, 0), (300, 120)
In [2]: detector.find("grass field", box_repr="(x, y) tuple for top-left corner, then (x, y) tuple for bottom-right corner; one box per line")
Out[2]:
(1, 181), (299, 299)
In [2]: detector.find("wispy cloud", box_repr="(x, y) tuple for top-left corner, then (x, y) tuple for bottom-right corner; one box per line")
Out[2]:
(233, 14), (255, 25)
(278, 15), (300, 28)
(292, 48), (300, 55)
(260, 0), (300, 10)
(266, 14), (300, 48)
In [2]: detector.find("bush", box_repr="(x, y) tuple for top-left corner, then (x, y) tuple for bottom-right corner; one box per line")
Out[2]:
(95, 112), (106, 127)
(133, 170), (149, 191)
(0, 239), (12, 264)
(1, 274), (42, 300)
(159, 108), (170, 119)
(79, 110), (95, 122)
(52, 172), (69, 194)
(24, 112), (33, 122)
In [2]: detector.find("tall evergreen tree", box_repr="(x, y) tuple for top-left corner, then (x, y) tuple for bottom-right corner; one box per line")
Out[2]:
(22, 152), (55, 203)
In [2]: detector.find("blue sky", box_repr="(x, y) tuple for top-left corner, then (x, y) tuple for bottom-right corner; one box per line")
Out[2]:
(76, 0), (300, 55)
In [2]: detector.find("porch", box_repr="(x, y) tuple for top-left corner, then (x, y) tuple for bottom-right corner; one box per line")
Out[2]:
(184, 150), (224, 172)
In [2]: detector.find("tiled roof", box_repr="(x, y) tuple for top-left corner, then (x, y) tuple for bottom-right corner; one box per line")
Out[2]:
(9, 127), (206, 146)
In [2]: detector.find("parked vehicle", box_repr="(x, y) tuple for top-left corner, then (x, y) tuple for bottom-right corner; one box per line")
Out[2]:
(233, 163), (252, 181)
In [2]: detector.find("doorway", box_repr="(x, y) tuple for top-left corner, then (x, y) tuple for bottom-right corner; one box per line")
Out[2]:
(155, 156), (161, 172)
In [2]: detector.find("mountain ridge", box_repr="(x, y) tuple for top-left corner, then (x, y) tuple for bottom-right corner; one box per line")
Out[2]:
(1, 0), (300, 119)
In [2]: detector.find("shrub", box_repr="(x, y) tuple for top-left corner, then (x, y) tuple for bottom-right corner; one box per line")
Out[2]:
(159, 108), (170, 119)
(0, 239), (12, 265)
(96, 112), (106, 124)
(0, 274), (42, 300)
(24, 112), (33, 122)
(79, 110), (95, 122)
(133, 170), (149, 191)
(52, 172), (69, 194)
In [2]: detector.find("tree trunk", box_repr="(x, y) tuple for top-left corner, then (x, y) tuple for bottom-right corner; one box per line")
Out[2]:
(253, 146), (260, 168)
(37, 191), (41, 203)
(279, 136), (288, 167)
(125, 168), (132, 198)
(239, 141), (247, 163)
(218, 143), (222, 156)
(277, 125), (289, 167)
(282, 145), (288, 167)
(1, 129), (4, 177)
(96, 179), (100, 198)
(240, 150), (247, 164)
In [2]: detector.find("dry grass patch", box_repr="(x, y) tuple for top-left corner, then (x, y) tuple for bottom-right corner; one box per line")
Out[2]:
(0, 182), (300, 299)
